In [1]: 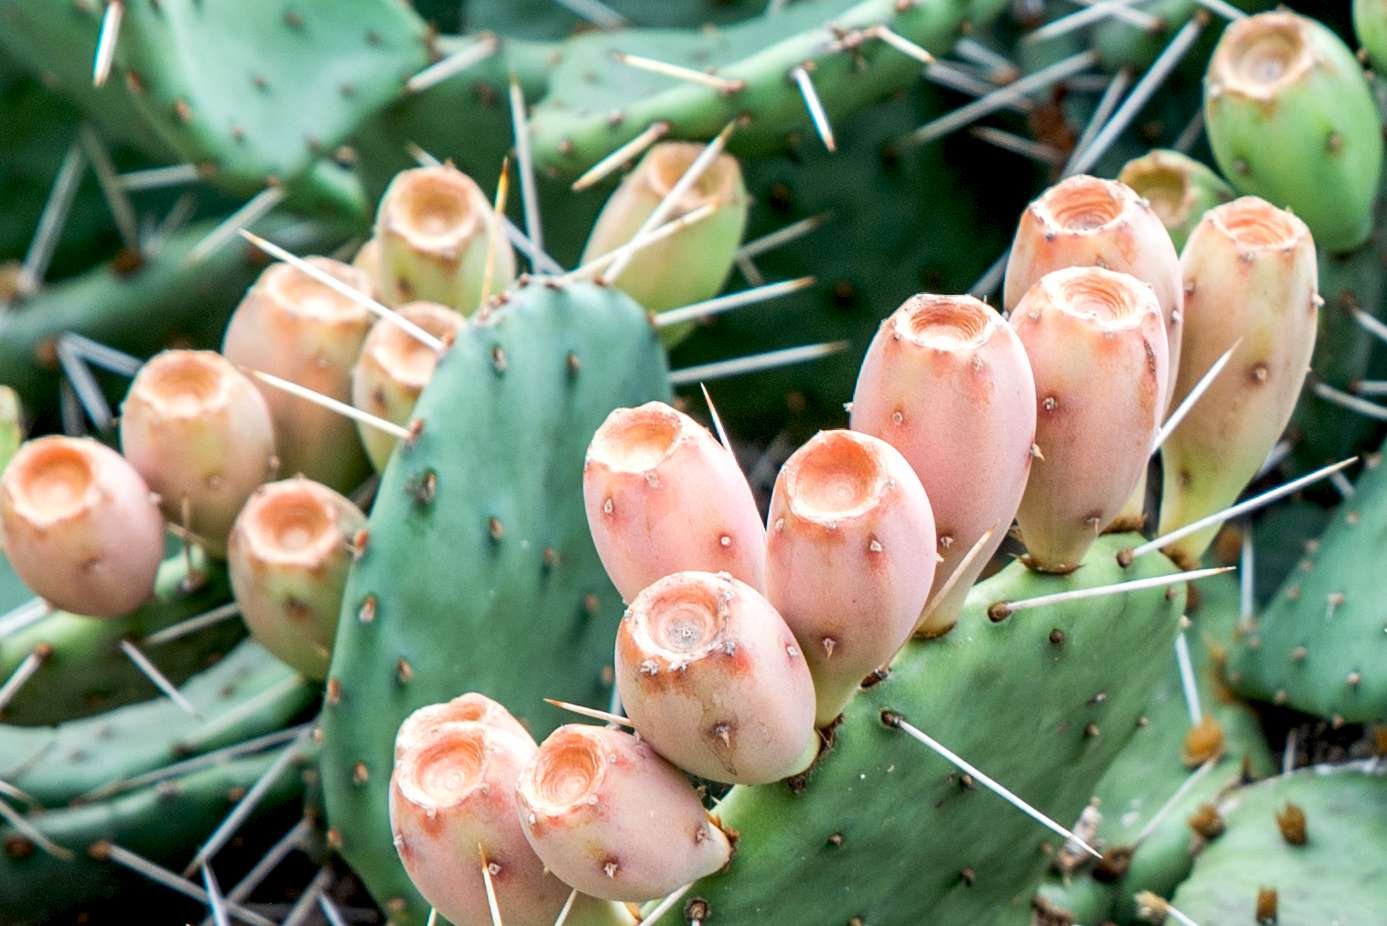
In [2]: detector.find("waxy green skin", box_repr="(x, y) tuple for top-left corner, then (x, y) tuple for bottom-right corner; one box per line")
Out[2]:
(1170, 762), (1387, 923)
(0, 638), (315, 809)
(1228, 450), (1387, 723)
(1355, 0), (1387, 72)
(1036, 574), (1275, 924)
(0, 552), (240, 726)
(0, 744), (315, 926)
(1205, 12), (1383, 253)
(320, 281), (669, 924)
(680, 534), (1184, 924)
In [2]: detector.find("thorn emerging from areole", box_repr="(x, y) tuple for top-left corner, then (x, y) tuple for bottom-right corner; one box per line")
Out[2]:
(670, 340), (849, 386)
(55, 337), (114, 433)
(1173, 631), (1202, 727)
(92, 1), (124, 87)
(478, 157), (512, 315)
(244, 368), (413, 441)
(572, 122), (671, 192)
(990, 567), (1234, 619)
(238, 229), (445, 351)
(657, 276), (816, 329)
(480, 845), (505, 926)
(0, 795), (74, 860)
(59, 333), (142, 377)
(883, 711), (1102, 858)
(544, 697), (636, 729)
(869, 25), (936, 66)
(791, 65), (835, 152)
(509, 77), (545, 268)
(407, 34), (500, 94)
(1132, 758), (1217, 845)
(1151, 339), (1241, 454)
(1125, 460), (1357, 562)
(187, 187), (286, 264)
(613, 51), (744, 94)
(119, 639), (202, 718)
(1135, 892), (1201, 926)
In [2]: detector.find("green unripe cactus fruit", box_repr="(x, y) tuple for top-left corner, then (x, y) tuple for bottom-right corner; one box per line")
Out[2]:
(228, 477), (366, 680)
(0, 387), (21, 475)
(1355, 0), (1387, 73)
(374, 165), (516, 313)
(580, 142), (748, 343)
(1118, 150), (1235, 252)
(1205, 12), (1383, 253)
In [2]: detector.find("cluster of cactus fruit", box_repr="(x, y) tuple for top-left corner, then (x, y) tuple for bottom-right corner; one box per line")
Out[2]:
(3, 1), (1387, 924)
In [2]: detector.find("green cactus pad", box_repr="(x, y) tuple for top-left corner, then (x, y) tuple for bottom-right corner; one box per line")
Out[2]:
(1169, 761), (1387, 923)
(528, 0), (978, 172)
(1036, 573), (1275, 924)
(0, 553), (241, 726)
(319, 280), (670, 923)
(1204, 11), (1383, 253)
(681, 534), (1185, 923)
(1227, 451), (1387, 722)
(0, 638), (315, 808)
(0, 743), (314, 926)
(107, 0), (428, 192)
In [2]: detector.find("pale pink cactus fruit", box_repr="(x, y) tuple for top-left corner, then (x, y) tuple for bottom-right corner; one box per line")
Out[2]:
(580, 142), (748, 344)
(393, 692), (531, 761)
(515, 724), (732, 902)
(375, 165), (516, 313)
(227, 477), (366, 679)
(1157, 198), (1318, 568)
(222, 257), (374, 492)
(391, 719), (626, 926)
(352, 237), (382, 295)
(120, 350), (276, 557)
(766, 430), (936, 725)
(1010, 267), (1169, 573)
(351, 301), (463, 471)
(616, 570), (818, 783)
(583, 402), (765, 601)
(0, 436), (165, 617)
(850, 294), (1036, 635)
(1004, 174), (1183, 410)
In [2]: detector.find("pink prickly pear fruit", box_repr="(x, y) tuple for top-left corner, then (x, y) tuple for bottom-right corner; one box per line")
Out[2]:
(583, 402), (765, 601)
(394, 692), (532, 761)
(616, 571), (818, 783)
(516, 724), (732, 902)
(351, 302), (463, 471)
(766, 430), (936, 725)
(391, 718), (627, 926)
(120, 350), (276, 557)
(1157, 198), (1318, 568)
(580, 142), (748, 346)
(221, 257), (374, 492)
(375, 165), (516, 313)
(1004, 174), (1183, 409)
(0, 436), (164, 617)
(1010, 267), (1169, 572)
(850, 294), (1036, 635)
(227, 477), (366, 679)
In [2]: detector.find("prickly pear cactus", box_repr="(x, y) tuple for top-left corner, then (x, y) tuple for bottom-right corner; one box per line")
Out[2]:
(684, 535), (1184, 924)
(1169, 761), (1387, 923)
(1227, 450), (1387, 723)
(319, 281), (670, 921)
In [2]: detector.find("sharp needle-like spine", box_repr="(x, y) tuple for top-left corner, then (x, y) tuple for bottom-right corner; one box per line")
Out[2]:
(886, 712), (1103, 858)
(571, 122), (671, 192)
(1352, 307), (1387, 345)
(407, 34), (500, 94)
(0, 651), (47, 715)
(79, 126), (139, 251)
(61, 333), (142, 376)
(480, 846), (505, 926)
(1196, 0), (1244, 20)
(553, 0), (627, 30)
(16, 142), (87, 297)
(238, 229), (445, 351)
(1174, 631), (1202, 726)
(120, 639), (202, 718)
(318, 894), (350, 926)
(508, 77), (545, 270)
(1026, 0), (1152, 44)
(871, 25), (936, 66)
(657, 277), (815, 329)
(0, 795), (74, 860)
(0, 598), (50, 640)
(544, 697), (636, 728)
(915, 527), (998, 635)
(1067, 16), (1205, 176)
(1064, 69), (1133, 176)
(280, 868), (331, 926)
(1239, 525), (1254, 620)
(478, 157), (511, 315)
(202, 864), (231, 926)
(142, 602), (242, 647)
(969, 126), (1063, 165)
(55, 337), (113, 432)
(736, 212), (833, 261)
(564, 203), (717, 283)
(184, 735), (308, 875)
(613, 51), (744, 93)
(1125, 460), (1357, 561)
(187, 187), (286, 264)
(791, 65), (836, 152)
(1151, 340), (1241, 453)
(551, 890), (578, 926)
(244, 368), (414, 440)
(669, 341), (849, 386)
(118, 163), (201, 191)
(92, 1), (124, 87)
(640, 883), (694, 926)
(100, 843), (277, 926)
(1133, 758), (1216, 845)
(85, 724), (311, 802)
(700, 383), (733, 452)
(992, 567), (1234, 618)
